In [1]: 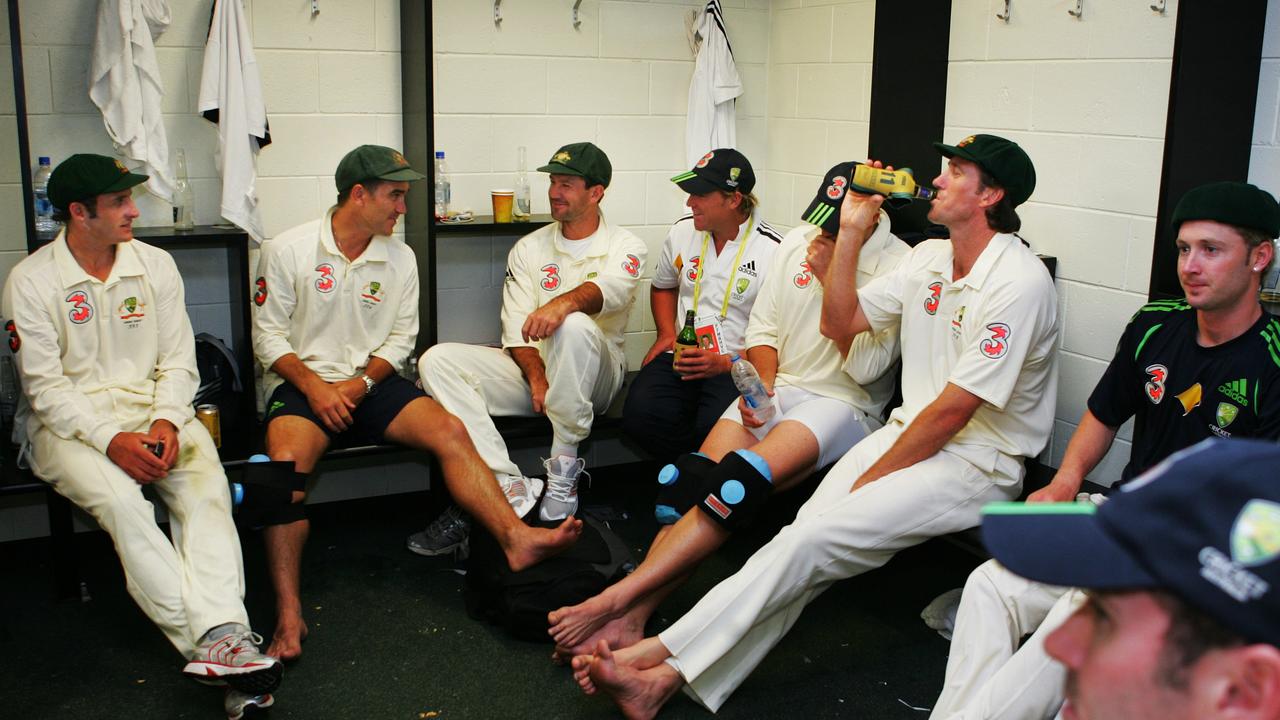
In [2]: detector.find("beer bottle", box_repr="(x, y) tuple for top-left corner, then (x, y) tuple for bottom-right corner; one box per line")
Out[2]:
(851, 164), (934, 202)
(673, 310), (699, 372)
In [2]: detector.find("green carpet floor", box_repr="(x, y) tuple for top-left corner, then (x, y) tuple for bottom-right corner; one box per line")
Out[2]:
(1, 462), (984, 719)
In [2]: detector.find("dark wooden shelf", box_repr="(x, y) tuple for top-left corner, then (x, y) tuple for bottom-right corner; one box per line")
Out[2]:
(433, 214), (553, 235)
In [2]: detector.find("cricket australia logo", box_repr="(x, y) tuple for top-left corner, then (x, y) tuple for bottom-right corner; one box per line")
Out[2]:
(117, 296), (146, 327)
(541, 264), (561, 291)
(1232, 500), (1280, 567)
(360, 281), (383, 305)
(735, 278), (750, 296)
(1212, 402), (1239, 437)
(66, 290), (93, 324)
(923, 281), (942, 315)
(315, 264), (336, 293)
(1144, 364), (1168, 404)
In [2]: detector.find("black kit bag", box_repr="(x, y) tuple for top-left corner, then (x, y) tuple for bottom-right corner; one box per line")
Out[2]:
(464, 496), (636, 643)
(193, 332), (243, 425)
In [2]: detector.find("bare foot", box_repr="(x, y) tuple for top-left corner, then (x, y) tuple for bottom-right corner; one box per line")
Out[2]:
(548, 590), (626, 650)
(571, 652), (598, 695)
(505, 517), (583, 572)
(588, 640), (684, 720)
(266, 612), (308, 661)
(552, 611), (645, 664)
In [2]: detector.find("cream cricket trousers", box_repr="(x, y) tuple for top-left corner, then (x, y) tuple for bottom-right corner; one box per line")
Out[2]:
(929, 559), (1083, 720)
(418, 312), (626, 479)
(30, 390), (248, 658)
(658, 420), (1022, 712)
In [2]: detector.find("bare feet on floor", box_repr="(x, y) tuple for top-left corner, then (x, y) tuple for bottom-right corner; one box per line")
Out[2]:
(548, 591), (627, 651)
(570, 637), (672, 694)
(266, 612), (308, 661)
(506, 516), (583, 572)
(551, 611), (645, 664)
(582, 640), (684, 720)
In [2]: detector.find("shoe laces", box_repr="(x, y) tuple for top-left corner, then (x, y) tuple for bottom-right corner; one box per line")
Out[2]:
(501, 475), (532, 504)
(425, 504), (470, 542)
(542, 457), (589, 503)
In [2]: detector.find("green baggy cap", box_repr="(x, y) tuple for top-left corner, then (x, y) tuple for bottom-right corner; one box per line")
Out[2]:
(537, 142), (612, 188)
(48, 154), (149, 212)
(933, 134), (1036, 207)
(335, 145), (426, 193)
(1172, 181), (1280, 238)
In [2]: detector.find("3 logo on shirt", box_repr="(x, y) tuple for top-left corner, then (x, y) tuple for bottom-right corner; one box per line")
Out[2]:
(980, 323), (1011, 359)
(793, 260), (812, 289)
(5, 319), (19, 353)
(254, 277), (268, 306)
(622, 254), (641, 278)
(541, 264), (561, 291)
(924, 282), (943, 315)
(1145, 364), (1168, 404)
(315, 264), (336, 293)
(686, 256), (701, 283)
(65, 290), (93, 324)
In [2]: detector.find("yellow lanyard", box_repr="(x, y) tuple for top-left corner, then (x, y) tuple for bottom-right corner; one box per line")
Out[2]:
(691, 215), (755, 320)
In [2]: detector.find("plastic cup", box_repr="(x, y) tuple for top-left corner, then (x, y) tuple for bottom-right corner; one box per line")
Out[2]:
(491, 189), (515, 223)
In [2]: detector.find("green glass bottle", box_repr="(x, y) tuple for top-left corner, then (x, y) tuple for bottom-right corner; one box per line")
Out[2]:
(673, 310), (699, 372)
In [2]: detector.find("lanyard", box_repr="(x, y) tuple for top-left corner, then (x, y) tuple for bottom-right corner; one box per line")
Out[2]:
(691, 215), (755, 320)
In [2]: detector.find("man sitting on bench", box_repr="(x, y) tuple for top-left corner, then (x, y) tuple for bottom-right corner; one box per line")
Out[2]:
(930, 181), (1280, 720)
(252, 145), (582, 660)
(546, 163), (908, 660)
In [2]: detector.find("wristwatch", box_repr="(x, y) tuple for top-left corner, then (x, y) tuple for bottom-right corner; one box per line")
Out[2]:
(360, 374), (377, 396)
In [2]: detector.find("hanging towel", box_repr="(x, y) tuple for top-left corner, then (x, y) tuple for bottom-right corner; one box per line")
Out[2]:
(685, 0), (742, 167)
(89, 0), (176, 201)
(199, 0), (270, 244)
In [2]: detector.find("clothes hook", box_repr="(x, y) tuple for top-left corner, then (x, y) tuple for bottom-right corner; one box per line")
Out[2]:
(494, 0), (502, 26)
(311, 0), (318, 16)
(1149, 0), (1166, 14)
(1068, 0), (1083, 18)
(996, 0), (1011, 22)
(572, 0), (583, 29)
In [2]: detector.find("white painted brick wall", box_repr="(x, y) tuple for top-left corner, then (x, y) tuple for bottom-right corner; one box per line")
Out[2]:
(1251, 0), (1280, 195)
(946, 0), (1179, 485)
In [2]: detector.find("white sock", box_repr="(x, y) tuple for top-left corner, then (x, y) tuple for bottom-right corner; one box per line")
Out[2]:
(551, 443), (577, 461)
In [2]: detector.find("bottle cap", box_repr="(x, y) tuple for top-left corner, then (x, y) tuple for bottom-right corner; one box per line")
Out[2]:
(435, 151), (445, 159)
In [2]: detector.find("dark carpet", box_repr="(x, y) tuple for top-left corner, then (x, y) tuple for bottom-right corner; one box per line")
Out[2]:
(1, 461), (983, 719)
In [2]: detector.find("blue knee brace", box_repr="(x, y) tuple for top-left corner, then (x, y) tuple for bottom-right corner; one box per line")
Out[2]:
(698, 449), (773, 531)
(235, 458), (307, 529)
(655, 452), (716, 525)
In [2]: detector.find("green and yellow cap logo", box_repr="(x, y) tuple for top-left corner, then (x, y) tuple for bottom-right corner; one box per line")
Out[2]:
(1232, 499), (1280, 567)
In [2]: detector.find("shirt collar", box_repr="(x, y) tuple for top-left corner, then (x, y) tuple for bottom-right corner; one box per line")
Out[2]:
(923, 232), (1017, 290)
(321, 206), (391, 264)
(53, 232), (146, 289)
(555, 209), (611, 257)
(857, 209), (894, 274)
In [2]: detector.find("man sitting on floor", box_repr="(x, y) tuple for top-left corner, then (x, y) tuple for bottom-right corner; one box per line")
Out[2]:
(546, 162), (907, 660)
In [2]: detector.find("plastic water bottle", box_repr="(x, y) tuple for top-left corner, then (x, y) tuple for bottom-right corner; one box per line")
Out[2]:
(514, 146), (531, 220)
(433, 151), (451, 221)
(730, 354), (775, 423)
(172, 149), (195, 231)
(33, 156), (58, 239)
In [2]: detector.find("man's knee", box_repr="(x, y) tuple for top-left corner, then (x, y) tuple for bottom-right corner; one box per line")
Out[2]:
(417, 343), (462, 395)
(236, 460), (308, 529)
(655, 452), (717, 524)
(556, 311), (595, 336)
(698, 449), (773, 532)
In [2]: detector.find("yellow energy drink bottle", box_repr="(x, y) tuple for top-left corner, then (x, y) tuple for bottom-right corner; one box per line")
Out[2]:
(851, 164), (934, 203)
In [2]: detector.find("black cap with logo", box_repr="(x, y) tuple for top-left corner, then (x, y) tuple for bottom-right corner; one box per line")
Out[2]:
(671, 148), (756, 196)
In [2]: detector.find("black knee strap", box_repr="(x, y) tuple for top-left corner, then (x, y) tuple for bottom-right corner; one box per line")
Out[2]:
(655, 452), (716, 525)
(235, 461), (308, 529)
(698, 449), (773, 531)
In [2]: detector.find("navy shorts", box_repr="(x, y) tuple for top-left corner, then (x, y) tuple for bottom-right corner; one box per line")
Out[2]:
(264, 374), (426, 447)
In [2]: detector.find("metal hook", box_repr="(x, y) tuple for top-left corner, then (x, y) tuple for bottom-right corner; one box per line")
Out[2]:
(996, 0), (1011, 22)
(1149, 0), (1166, 14)
(572, 0), (583, 29)
(311, 0), (319, 16)
(1067, 0), (1083, 18)
(494, 0), (502, 26)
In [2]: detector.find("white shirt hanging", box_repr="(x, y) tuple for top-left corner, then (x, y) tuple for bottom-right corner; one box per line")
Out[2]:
(685, 0), (742, 167)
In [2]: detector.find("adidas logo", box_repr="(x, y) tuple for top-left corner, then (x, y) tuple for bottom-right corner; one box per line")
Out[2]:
(1219, 378), (1249, 407)
(738, 260), (758, 277)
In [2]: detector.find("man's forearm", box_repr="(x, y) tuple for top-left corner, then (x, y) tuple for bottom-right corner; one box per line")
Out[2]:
(361, 356), (397, 384)
(745, 345), (779, 388)
(1049, 410), (1119, 494)
(509, 346), (547, 386)
(556, 282), (605, 316)
(855, 383), (982, 488)
(270, 353), (328, 394)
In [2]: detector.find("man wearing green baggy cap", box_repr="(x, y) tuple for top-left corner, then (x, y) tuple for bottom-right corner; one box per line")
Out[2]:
(930, 180), (1280, 720)
(1, 154), (284, 715)
(415, 141), (647, 549)
(253, 145), (582, 660)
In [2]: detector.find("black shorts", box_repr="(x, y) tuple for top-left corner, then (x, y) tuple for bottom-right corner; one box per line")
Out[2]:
(264, 374), (426, 447)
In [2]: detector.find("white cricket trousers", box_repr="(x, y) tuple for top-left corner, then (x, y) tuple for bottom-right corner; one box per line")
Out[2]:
(929, 559), (1083, 720)
(418, 312), (626, 479)
(29, 391), (248, 658)
(658, 420), (1022, 712)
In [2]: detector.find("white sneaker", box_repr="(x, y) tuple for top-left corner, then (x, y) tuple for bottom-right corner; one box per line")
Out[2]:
(921, 587), (964, 641)
(539, 455), (587, 522)
(500, 474), (544, 520)
(183, 623), (283, 695)
(224, 688), (274, 720)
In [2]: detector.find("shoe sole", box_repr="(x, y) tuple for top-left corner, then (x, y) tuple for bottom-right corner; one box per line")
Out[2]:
(185, 660), (284, 695)
(228, 693), (275, 720)
(405, 537), (467, 558)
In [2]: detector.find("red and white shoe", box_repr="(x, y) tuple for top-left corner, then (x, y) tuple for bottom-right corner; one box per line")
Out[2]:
(184, 624), (283, 695)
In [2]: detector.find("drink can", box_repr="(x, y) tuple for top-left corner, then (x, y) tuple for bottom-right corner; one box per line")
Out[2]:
(197, 404), (221, 448)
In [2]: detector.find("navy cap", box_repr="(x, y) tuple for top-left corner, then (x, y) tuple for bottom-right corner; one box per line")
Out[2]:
(982, 438), (1280, 646)
(671, 148), (756, 195)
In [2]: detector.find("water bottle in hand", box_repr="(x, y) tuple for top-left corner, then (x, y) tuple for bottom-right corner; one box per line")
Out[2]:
(730, 354), (775, 423)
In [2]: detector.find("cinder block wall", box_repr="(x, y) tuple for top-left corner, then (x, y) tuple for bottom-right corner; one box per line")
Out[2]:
(761, 0), (874, 228)
(1253, 1), (1280, 191)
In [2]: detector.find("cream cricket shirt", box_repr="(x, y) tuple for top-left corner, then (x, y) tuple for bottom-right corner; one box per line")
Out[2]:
(254, 207), (419, 399)
(745, 216), (908, 416)
(652, 209), (783, 355)
(2, 234), (199, 454)
(857, 233), (1060, 470)
(501, 211), (647, 355)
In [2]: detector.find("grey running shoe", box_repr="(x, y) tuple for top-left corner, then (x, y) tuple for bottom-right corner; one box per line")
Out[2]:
(183, 624), (283, 695)
(500, 474), (544, 520)
(539, 455), (588, 522)
(406, 504), (471, 557)
(225, 688), (274, 720)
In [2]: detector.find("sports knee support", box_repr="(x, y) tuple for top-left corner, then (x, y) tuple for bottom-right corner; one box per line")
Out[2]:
(655, 452), (715, 525)
(698, 449), (773, 531)
(234, 459), (308, 529)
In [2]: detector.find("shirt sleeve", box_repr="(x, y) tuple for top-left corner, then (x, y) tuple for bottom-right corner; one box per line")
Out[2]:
(588, 229), (648, 317)
(947, 274), (1056, 411)
(843, 323), (901, 386)
(501, 239), (540, 351)
(252, 239), (300, 371)
(1086, 319), (1144, 429)
(651, 230), (680, 290)
(369, 252), (419, 371)
(743, 243), (783, 350)
(3, 271), (125, 453)
(1253, 367), (1280, 441)
(856, 258), (909, 335)
(147, 254), (200, 432)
